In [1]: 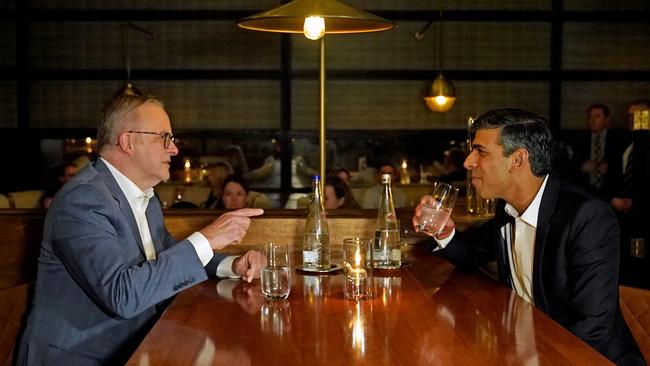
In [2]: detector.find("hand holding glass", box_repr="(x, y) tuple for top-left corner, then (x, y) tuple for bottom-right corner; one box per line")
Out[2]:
(417, 181), (458, 236)
(261, 242), (291, 301)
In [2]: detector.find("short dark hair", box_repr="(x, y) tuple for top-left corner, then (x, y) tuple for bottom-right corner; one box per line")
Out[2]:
(471, 108), (553, 177)
(325, 175), (360, 209)
(221, 174), (250, 194)
(587, 102), (610, 118)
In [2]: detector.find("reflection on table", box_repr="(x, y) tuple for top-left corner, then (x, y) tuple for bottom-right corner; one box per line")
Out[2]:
(126, 246), (610, 365)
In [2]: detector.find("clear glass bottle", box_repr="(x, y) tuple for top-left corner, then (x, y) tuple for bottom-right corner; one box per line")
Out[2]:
(303, 175), (331, 270)
(373, 173), (401, 269)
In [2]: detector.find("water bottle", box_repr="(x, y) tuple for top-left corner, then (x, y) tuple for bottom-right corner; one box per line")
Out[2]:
(303, 175), (331, 270)
(373, 174), (401, 269)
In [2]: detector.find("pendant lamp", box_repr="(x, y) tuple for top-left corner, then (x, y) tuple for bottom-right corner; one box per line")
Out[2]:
(238, 0), (394, 182)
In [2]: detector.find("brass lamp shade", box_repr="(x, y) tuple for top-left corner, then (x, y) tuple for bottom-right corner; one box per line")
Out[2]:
(237, 0), (394, 34)
(424, 73), (456, 112)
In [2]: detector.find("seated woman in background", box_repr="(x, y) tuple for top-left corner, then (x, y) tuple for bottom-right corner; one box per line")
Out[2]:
(40, 162), (78, 209)
(204, 161), (234, 209)
(325, 175), (360, 209)
(221, 174), (250, 210)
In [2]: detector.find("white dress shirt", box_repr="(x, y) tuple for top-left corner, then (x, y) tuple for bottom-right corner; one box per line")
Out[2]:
(102, 158), (237, 277)
(502, 175), (549, 304)
(435, 175), (549, 304)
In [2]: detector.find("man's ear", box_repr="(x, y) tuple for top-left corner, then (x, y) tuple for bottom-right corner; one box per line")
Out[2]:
(510, 148), (529, 172)
(116, 132), (134, 155)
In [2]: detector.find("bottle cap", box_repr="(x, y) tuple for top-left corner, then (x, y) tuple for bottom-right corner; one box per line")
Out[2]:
(312, 175), (321, 180)
(381, 173), (392, 183)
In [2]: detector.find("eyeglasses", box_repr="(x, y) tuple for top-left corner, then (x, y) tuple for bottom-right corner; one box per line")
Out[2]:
(126, 131), (175, 148)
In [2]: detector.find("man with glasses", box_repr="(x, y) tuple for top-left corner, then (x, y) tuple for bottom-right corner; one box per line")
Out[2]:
(18, 94), (266, 365)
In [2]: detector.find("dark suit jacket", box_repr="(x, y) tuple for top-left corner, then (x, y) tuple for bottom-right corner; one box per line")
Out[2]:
(574, 129), (627, 201)
(18, 159), (225, 366)
(437, 175), (644, 365)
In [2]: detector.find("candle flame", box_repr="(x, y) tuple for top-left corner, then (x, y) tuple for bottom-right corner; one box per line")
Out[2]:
(355, 247), (361, 267)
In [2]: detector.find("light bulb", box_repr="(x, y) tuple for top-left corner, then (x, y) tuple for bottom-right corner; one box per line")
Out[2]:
(304, 16), (325, 40)
(435, 95), (448, 106)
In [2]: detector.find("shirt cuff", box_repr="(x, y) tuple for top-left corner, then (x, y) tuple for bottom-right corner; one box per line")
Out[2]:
(216, 256), (240, 279)
(433, 228), (456, 250)
(187, 231), (214, 266)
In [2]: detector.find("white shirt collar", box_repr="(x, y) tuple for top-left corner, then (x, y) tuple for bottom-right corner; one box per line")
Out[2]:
(504, 175), (549, 228)
(101, 157), (154, 211)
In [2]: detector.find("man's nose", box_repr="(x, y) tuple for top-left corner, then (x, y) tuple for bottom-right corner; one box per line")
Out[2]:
(168, 140), (179, 156)
(463, 152), (476, 170)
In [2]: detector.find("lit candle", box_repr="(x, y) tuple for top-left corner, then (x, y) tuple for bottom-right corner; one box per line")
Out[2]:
(400, 159), (410, 184)
(348, 247), (367, 290)
(85, 137), (93, 154)
(184, 158), (191, 183)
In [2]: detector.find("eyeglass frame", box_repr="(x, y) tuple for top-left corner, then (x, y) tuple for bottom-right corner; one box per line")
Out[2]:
(125, 130), (175, 149)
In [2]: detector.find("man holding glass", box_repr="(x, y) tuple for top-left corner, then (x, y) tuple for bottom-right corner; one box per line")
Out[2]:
(18, 94), (266, 366)
(413, 108), (643, 365)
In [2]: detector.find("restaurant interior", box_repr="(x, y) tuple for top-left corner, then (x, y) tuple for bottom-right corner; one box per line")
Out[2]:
(1, 0), (650, 365)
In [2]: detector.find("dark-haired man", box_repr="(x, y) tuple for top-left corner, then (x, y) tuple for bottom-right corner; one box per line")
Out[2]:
(576, 103), (625, 200)
(413, 108), (644, 365)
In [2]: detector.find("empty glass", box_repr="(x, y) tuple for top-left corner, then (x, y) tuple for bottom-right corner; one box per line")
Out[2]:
(417, 181), (459, 235)
(261, 242), (291, 301)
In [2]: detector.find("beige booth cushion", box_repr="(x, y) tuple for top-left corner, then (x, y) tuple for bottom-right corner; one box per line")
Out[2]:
(620, 285), (650, 362)
(7, 190), (44, 209)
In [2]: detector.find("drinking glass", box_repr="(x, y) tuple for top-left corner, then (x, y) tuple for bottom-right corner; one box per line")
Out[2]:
(417, 181), (459, 235)
(261, 242), (291, 301)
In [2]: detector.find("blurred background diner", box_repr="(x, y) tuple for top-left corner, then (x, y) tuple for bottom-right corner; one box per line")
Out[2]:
(0, 1), (648, 286)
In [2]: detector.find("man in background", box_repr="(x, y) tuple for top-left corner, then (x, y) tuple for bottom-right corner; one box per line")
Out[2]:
(611, 99), (650, 288)
(576, 103), (625, 200)
(19, 94), (265, 365)
(360, 162), (407, 209)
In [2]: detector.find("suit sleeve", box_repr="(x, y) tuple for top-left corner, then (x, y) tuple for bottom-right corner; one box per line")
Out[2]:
(436, 218), (501, 269)
(50, 184), (209, 319)
(148, 196), (226, 278)
(564, 200), (620, 350)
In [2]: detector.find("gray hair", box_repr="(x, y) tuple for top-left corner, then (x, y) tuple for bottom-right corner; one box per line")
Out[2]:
(471, 108), (553, 176)
(96, 94), (164, 153)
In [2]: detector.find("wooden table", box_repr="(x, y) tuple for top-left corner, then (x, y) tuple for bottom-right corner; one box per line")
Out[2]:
(126, 246), (612, 365)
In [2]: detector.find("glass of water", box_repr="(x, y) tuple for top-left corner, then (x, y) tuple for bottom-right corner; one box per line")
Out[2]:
(417, 181), (459, 236)
(261, 242), (291, 301)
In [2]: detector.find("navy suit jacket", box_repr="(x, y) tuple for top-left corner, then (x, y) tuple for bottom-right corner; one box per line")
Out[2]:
(18, 159), (225, 365)
(437, 175), (644, 365)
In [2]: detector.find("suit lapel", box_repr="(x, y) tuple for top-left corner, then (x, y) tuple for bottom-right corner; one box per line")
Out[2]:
(145, 197), (165, 254)
(94, 159), (148, 259)
(532, 174), (560, 309)
(493, 201), (515, 287)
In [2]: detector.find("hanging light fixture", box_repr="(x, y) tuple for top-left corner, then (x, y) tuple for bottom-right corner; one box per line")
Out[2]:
(115, 23), (155, 97)
(238, 0), (393, 182)
(417, 10), (456, 112)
